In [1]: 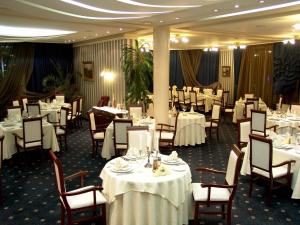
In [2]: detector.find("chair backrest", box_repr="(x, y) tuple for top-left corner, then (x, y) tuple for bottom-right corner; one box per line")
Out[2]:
(60, 107), (69, 127)
(249, 134), (272, 172)
(193, 87), (200, 93)
(223, 90), (229, 108)
(114, 119), (133, 145)
(129, 104), (143, 118)
(278, 95), (283, 109)
(71, 99), (78, 117)
(251, 110), (266, 136)
(22, 117), (43, 145)
(190, 91), (197, 104)
(97, 96), (110, 107)
(88, 111), (96, 131)
(172, 85), (177, 91)
(7, 106), (22, 121)
(12, 99), (20, 106)
(216, 89), (223, 97)
(225, 145), (244, 194)
(55, 94), (65, 104)
(127, 126), (149, 151)
(27, 103), (41, 117)
(245, 102), (254, 118)
(169, 88), (173, 101)
(77, 96), (83, 114)
(22, 98), (28, 111)
(291, 104), (300, 116)
(237, 118), (251, 147)
(186, 86), (192, 92)
(48, 150), (66, 195)
(0, 135), (4, 171)
(182, 86), (187, 91)
(211, 104), (221, 120)
(247, 98), (259, 110)
(244, 93), (254, 100)
(177, 89), (185, 103)
(203, 88), (213, 95)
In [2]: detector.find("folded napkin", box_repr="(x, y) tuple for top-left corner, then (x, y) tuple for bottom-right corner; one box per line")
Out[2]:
(169, 151), (178, 161)
(114, 158), (129, 170)
(238, 97), (243, 103)
(190, 106), (194, 113)
(259, 98), (262, 103)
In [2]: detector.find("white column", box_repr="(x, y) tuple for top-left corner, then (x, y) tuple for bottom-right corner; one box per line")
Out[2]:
(153, 26), (170, 124)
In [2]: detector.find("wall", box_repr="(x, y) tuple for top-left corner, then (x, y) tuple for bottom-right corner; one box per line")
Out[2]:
(218, 49), (235, 104)
(73, 38), (132, 114)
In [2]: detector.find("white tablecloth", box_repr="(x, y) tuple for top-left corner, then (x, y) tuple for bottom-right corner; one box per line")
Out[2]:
(240, 142), (300, 199)
(0, 121), (60, 160)
(170, 112), (206, 146)
(93, 106), (128, 115)
(101, 119), (156, 160)
(232, 100), (267, 123)
(100, 156), (192, 225)
(197, 94), (214, 112)
(267, 115), (300, 131)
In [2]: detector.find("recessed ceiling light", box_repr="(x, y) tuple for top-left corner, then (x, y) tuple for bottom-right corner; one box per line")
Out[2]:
(95, 33), (98, 36)
(181, 37), (189, 43)
(117, 0), (202, 8)
(159, 20), (164, 23)
(234, 4), (239, 8)
(293, 24), (300, 30)
(0, 25), (76, 37)
(119, 28), (123, 31)
(259, 0), (265, 3)
(240, 45), (247, 49)
(175, 17), (180, 20)
(213, 9), (218, 12)
(144, 21), (151, 25)
(59, 0), (172, 14)
(106, 31), (110, 34)
(83, 36), (87, 39)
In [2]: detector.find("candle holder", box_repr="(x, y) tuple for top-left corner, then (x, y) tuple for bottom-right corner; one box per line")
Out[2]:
(144, 147), (152, 168)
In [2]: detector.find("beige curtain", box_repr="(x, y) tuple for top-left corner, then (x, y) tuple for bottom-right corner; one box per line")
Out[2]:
(237, 44), (274, 106)
(179, 50), (202, 86)
(0, 43), (34, 117)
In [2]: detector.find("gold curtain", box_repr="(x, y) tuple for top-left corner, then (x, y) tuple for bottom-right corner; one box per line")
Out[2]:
(179, 50), (202, 86)
(237, 44), (274, 106)
(0, 43), (34, 117)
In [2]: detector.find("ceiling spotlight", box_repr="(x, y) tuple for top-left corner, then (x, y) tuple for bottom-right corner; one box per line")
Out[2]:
(289, 39), (295, 44)
(119, 28), (123, 31)
(204, 48), (208, 52)
(293, 24), (300, 30)
(234, 4), (239, 8)
(259, 0), (265, 3)
(106, 31), (110, 34)
(239, 45), (247, 49)
(213, 9), (218, 12)
(159, 20), (164, 23)
(83, 36), (87, 39)
(181, 37), (189, 43)
(283, 39), (288, 44)
(228, 45), (237, 49)
(175, 17), (180, 20)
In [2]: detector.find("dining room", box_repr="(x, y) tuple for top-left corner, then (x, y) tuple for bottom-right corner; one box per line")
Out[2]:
(1, 1), (300, 225)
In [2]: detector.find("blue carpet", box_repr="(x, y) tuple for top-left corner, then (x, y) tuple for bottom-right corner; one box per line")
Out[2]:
(0, 119), (299, 225)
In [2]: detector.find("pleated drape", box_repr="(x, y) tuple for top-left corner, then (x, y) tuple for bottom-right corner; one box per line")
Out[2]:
(179, 50), (202, 86)
(237, 44), (274, 106)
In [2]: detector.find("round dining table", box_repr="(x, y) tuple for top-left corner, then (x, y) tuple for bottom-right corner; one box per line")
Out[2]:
(99, 155), (193, 225)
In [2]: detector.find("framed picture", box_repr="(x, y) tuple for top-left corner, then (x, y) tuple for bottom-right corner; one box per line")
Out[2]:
(222, 66), (230, 77)
(83, 61), (94, 80)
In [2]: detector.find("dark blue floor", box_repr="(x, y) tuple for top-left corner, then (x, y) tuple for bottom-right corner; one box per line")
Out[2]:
(0, 119), (299, 225)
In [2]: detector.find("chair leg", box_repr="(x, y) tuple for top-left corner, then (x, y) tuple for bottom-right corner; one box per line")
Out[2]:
(217, 127), (219, 140)
(226, 203), (232, 225)
(60, 205), (65, 225)
(102, 204), (107, 225)
(64, 135), (67, 151)
(222, 204), (225, 219)
(194, 202), (199, 225)
(249, 174), (253, 197)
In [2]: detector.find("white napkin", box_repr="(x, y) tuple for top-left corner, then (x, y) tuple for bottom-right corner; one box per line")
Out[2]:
(190, 106), (194, 113)
(169, 151), (178, 161)
(114, 158), (129, 170)
(259, 98), (262, 103)
(238, 97), (243, 103)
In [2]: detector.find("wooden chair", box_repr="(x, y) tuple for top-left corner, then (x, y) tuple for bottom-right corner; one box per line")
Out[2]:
(55, 94), (65, 104)
(205, 104), (221, 139)
(76, 96), (83, 127)
(0, 135), (4, 202)
(128, 104), (143, 118)
(156, 112), (179, 148)
(97, 96), (110, 107)
(246, 97), (259, 110)
(12, 99), (20, 107)
(113, 119), (133, 156)
(48, 150), (106, 225)
(68, 99), (78, 127)
(177, 89), (190, 111)
(7, 106), (22, 121)
(248, 134), (295, 203)
(244, 102), (254, 118)
(237, 118), (251, 149)
(87, 111), (108, 156)
(190, 91), (205, 112)
(251, 110), (277, 137)
(13, 117), (43, 156)
(192, 144), (244, 225)
(27, 103), (41, 117)
(244, 93), (254, 100)
(127, 126), (149, 154)
(290, 104), (300, 116)
(21, 97), (28, 112)
(52, 107), (69, 151)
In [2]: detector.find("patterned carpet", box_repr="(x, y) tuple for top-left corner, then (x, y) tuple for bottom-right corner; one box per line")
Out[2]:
(0, 118), (299, 225)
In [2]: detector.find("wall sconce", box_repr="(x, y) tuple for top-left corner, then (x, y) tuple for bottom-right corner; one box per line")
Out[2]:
(283, 39), (295, 45)
(100, 68), (114, 80)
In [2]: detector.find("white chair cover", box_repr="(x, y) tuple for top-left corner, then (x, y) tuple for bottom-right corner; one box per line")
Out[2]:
(212, 104), (221, 120)
(251, 111), (265, 134)
(225, 150), (238, 186)
(246, 103), (254, 118)
(240, 120), (250, 143)
(129, 106), (143, 118)
(24, 119), (42, 143)
(56, 95), (65, 104)
(27, 104), (40, 117)
(7, 108), (22, 121)
(251, 138), (270, 171)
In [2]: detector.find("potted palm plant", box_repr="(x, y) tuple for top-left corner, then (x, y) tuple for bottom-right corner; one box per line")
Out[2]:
(121, 40), (153, 108)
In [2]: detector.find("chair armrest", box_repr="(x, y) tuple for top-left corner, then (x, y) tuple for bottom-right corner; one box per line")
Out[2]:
(272, 160), (296, 168)
(201, 183), (236, 189)
(62, 185), (103, 197)
(157, 123), (174, 128)
(195, 167), (226, 174)
(65, 170), (88, 187)
(12, 132), (23, 139)
(266, 125), (277, 131)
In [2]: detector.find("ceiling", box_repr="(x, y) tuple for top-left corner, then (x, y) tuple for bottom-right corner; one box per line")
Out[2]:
(1, 0), (300, 49)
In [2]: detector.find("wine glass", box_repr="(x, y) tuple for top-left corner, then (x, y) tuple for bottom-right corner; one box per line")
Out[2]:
(181, 105), (187, 112)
